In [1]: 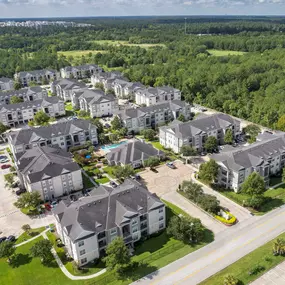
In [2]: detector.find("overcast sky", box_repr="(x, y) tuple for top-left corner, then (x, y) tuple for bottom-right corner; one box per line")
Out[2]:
(0, 0), (285, 18)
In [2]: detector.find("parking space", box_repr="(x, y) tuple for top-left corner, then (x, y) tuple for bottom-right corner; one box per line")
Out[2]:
(251, 261), (285, 285)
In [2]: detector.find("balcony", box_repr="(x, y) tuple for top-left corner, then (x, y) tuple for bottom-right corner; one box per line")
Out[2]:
(98, 240), (106, 248)
(140, 215), (147, 222)
(141, 223), (147, 230)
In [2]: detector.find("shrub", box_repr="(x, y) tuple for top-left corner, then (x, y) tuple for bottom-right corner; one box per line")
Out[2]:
(215, 211), (237, 225)
(248, 265), (265, 276)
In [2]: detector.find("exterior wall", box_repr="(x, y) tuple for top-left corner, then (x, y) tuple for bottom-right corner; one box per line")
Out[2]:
(148, 206), (166, 234)
(0, 80), (14, 91)
(89, 100), (119, 118)
(15, 71), (60, 87)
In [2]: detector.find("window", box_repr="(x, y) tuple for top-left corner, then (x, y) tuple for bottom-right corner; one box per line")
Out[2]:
(61, 142), (64, 146)
(132, 227), (138, 233)
(132, 220), (138, 225)
(79, 249), (86, 256)
(159, 208), (163, 213)
(49, 180), (52, 185)
(62, 176), (65, 181)
(159, 223), (164, 229)
(110, 228), (117, 235)
(159, 216), (164, 221)
(81, 258), (87, 264)
(78, 241), (84, 247)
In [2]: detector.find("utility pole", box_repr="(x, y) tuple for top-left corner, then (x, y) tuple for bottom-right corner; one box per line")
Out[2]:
(184, 17), (187, 35)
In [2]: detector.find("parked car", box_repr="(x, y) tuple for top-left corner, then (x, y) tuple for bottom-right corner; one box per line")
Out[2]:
(110, 181), (117, 188)
(135, 174), (141, 180)
(51, 201), (57, 208)
(7, 235), (15, 242)
(0, 155), (7, 160)
(44, 203), (52, 211)
(200, 152), (207, 156)
(0, 158), (9, 163)
(0, 236), (7, 243)
(166, 162), (176, 169)
(1, 164), (11, 169)
(16, 188), (26, 196)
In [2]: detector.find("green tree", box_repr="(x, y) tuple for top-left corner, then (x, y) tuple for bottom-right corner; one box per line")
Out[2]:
(199, 159), (219, 183)
(4, 173), (14, 188)
(29, 81), (38, 87)
(111, 116), (122, 131)
(273, 238), (285, 256)
(109, 133), (119, 143)
(223, 274), (239, 285)
(141, 129), (156, 141)
(13, 80), (22, 90)
(177, 114), (185, 122)
(30, 239), (53, 264)
(113, 165), (135, 179)
(99, 133), (109, 144)
(22, 224), (31, 235)
(246, 195), (265, 210)
(181, 180), (203, 203)
(0, 122), (8, 136)
(94, 83), (105, 90)
(277, 115), (285, 131)
(180, 145), (197, 157)
(244, 124), (261, 142)
(78, 110), (89, 118)
(197, 194), (220, 214)
(14, 192), (42, 209)
(10, 96), (24, 104)
(33, 110), (50, 126)
(0, 241), (16, 263)
(167, 216), (204, 244)
(241, 172), (266, 196)
(144, 156), (160, 168)
(282, 168), (285, 184)
(224, 129), (233, 145)
(117, 127), (128, 138)
(90, 118), (103, 134)
(204, 136), (218, 153)
(103, 237), (131, 274)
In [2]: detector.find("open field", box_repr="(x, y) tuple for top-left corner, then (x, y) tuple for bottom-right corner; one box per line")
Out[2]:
(207, 49), (247, 56)
(92, 40), (165, 48)
(58, 50), (106, 58)
(200, 231), (285, 285)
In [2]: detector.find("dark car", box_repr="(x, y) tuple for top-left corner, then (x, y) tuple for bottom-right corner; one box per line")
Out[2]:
(7, 235), (15, 242)
(0, 236), (7, 243)
(1, 164), (11, 169)
(16, 188), (26, 196)
(110, 181), (117, 188)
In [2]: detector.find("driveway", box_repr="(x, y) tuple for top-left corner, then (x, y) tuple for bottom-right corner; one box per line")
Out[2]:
(0, 146), (54, 237)
(139, 161), (225, 235)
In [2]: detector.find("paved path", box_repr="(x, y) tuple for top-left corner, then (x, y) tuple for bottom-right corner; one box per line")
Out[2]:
(131, 205), (285, 285)
(15, 228), (49, 247)
(250, 261), (285, 285)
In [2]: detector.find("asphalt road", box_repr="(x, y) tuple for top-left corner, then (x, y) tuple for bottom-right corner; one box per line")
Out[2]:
(132, 206), (285, 285)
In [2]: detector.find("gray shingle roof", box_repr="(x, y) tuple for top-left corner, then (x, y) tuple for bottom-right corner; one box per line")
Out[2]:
(9, 119), (96, 146)
(136, 86), (180, 98)
(212, 132), (285, 171)
(16, 146), (80, 183)
(0, 77), (13, 83)
(76, 89), (116, 104)
(52, 79), (87, 90)
(106, 139), (164, 165)
(62, 64), (101, 72)
(17, 69), (58, 78)
(53, 179), (164, 242)
(0, 86), (45, 98)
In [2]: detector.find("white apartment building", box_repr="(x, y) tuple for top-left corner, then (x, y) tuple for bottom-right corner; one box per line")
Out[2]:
(159, 113), (241, 153)
(15, 69), (60, 87)
(53, 179), (166, 265)
(0, 86), (47, 104)
(135, 87), (181, 106)
(91, 71), (126, 91)
(7, 119), (98, 155)
(118, 100), (192, 133)
(15, 146), (83, 200)
(75, 89), (119, 118)
(112, 79), (144, 99)
(212, 132), (285, 192)
(51, 78), (87, 102)
(0, 77), (14, 91)
(0, 97), (65, 127)
(60, 64), (103, 79)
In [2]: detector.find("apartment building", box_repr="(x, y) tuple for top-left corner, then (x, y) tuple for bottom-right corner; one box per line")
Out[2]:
(53, 179), (166, 265)
(0, 77), (14, 91)
(106, 139), (165, 168)
(60, 64), (103, 79)
(0, 97), (65, 127)
(75, 89), (119, 118)
(91, 71), (126, 91)
(51, 78), (87, 102)
(135, 87), (181, 106)
(212, 132), (285, 192)
(118, 100), (192, 133)
(159, 113), (241, 153)
(112, 79), (144, 99)
(16, 146), (83, 200)
(15, 69), (60, 87)
(0, 86), (47, 104)
(7, 119), (98, 155)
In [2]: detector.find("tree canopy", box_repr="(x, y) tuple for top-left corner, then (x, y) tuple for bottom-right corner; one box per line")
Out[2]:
(180, 145), (197, 157)
(205, 136), (218, 153)
(33, 110), (50, 126)
(14, 192), (42, 209)
(199, 159), (219, 183)
(10, 96), (24, 104)
(30, 239), (53, 264)
(241, 172), (266, 196)
(224, 129), (233, 145)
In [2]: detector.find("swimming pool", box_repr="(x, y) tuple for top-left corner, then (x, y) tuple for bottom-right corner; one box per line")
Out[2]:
(101, 141), (127, 150)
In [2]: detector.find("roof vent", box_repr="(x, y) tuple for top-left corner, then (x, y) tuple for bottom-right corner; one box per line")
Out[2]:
(88, 204), (90, 207)
(127, 190), (130, 193)
(99, 200), (101, 203)
(93, 202), (96, 205)
(117, 193), (120, 197)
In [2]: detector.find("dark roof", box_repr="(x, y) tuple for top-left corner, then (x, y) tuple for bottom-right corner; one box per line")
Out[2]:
(0, 86), (45, 98)
(17, 69), (58, 78)
(53, 179), (164, 242)
(106, 139), (164, 165)
(16, 146), (80, 183)
(9, 119), (96, 146)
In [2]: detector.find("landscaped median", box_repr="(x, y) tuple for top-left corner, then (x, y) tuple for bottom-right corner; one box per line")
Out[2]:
(214, 211), (237, 226)
(200, 232), (285, 285)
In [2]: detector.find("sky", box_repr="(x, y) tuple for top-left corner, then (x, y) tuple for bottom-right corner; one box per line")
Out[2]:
(0, 0), (285, 18)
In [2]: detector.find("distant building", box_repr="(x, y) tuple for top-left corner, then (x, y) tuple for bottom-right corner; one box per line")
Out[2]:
(118, 100), (192, 133)
(16, 146), (83, 200)
(53, 179), (166, 265)
(7, 119), (98, 155)
(91, 71), (126, 91)
(60, 64), (103, 79)
(159, 113), (241, 153)
(0, 86), (47, 104)
(106, 139), (165, 168)
(15, 69), (60, 87)
(0, 97), (65, 127)
(112, 79), (144, 99)
(0, 77), (14, 91)
(135, 87), (181, 106)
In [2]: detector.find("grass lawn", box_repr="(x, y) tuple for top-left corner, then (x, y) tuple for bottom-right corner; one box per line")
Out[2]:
(15, 226), (46, 245)
(102, 166), (116, 178)
(58, 50), (106, 57)
(65, 102), (73, 111)
(91, 40), (165, 49)
(150, 141), (165, 151)
(200, 232), (285, 285)
(269, 176), (283, 186)
(82, 174), (95, 189)
(95, 177), (110, 184)
(207, 49), (247, 56)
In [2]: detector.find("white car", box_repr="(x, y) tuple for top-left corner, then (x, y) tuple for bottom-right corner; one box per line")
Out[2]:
(0, 158), (9, 163)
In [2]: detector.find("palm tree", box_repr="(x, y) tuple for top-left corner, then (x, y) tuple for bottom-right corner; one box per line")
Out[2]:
(223, 274), (239, 285)
(273, 238), (285, 256)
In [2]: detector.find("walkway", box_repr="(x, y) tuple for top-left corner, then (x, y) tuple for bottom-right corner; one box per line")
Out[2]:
(15, 228), (49, 247)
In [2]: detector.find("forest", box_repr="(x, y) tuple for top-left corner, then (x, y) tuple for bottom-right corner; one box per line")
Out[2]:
(1, 16), (285, 129)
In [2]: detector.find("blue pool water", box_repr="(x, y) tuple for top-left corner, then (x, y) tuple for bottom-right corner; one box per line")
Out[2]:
(101, 141), (127, 150)
(85, 155), (91, 159)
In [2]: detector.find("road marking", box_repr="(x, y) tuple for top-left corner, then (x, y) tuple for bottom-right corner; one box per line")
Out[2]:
(149, 215), (285, 285)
